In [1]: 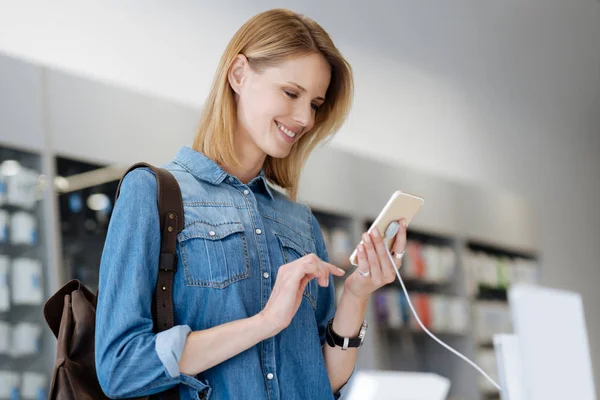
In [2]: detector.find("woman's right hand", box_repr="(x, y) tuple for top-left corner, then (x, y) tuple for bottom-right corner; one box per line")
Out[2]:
(260, 254), (345, 333)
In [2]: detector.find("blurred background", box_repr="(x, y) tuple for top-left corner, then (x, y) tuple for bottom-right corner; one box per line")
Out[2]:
(0, 1), (599, 399)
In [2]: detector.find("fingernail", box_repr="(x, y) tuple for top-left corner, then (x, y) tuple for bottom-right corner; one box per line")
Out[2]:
(402, 219), (407, 228)
(337, 268), (346, 274)
(358, 244), (364, 253)
(363, 233), (371, 244)
(371, 229), (380, 238)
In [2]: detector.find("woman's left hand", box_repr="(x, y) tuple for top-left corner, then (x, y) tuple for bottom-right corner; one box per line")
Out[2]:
(344, 219), (408, 300)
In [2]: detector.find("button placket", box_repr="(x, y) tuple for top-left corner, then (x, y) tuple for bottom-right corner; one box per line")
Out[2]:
(243, 198), (277, 398)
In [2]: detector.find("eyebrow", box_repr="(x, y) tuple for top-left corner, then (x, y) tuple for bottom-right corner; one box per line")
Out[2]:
(287, 81), (326, 102)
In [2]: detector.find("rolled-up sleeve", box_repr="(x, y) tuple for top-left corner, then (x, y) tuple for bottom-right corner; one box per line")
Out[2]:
(95, 168), (209, 398)
(310, 212), (355, 399)
(155, 325), (192, 378)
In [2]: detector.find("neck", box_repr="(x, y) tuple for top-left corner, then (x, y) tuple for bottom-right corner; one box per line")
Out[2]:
(221, 131), (267, 185)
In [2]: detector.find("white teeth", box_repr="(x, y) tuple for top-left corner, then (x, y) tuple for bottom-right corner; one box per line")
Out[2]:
(277, 122), (296, 138)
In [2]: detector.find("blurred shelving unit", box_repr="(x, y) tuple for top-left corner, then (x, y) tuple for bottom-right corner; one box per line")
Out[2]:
(0, 146), (51, 399)
(55, 156), (119, 295)
(463, 240), (540, 398)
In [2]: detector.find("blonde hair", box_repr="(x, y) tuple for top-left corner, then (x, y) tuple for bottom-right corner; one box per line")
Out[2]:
(193, 8), (353, 201)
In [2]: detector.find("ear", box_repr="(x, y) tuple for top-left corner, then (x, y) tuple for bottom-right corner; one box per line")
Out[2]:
(228, 54), (249, 95)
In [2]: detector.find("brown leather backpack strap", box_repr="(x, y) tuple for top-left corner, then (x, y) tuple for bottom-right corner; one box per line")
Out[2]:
(116, 162), (183, 400)
(153, 166), (183, 400)
(152, 166), (183, 400)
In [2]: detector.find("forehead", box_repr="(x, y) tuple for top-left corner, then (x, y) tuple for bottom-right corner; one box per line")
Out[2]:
(261, 53), (331, 96)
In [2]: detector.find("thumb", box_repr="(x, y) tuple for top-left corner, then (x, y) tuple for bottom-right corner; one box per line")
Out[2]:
(299, 276), (312, 292)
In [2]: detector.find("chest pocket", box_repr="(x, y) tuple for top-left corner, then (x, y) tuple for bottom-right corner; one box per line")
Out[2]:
(275, 233), (318, 310)
(178, 221), (251, 288)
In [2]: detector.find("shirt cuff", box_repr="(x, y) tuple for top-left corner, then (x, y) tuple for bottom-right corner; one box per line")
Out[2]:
(155, 325), (192, 378)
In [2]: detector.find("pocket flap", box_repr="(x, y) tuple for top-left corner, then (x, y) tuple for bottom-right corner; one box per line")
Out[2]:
(179, 221), (244, 241)
(275, 233), (310, 258)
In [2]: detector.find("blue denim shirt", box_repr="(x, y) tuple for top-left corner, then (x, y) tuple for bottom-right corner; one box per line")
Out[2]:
(95, 146), (348, 399)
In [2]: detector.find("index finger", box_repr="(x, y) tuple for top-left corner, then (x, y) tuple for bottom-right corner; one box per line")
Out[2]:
(319, 260), (346, 277)
(312, 260), (344, 287)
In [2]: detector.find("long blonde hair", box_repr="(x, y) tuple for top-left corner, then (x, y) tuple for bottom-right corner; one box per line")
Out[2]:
(193, 8), (353, 201)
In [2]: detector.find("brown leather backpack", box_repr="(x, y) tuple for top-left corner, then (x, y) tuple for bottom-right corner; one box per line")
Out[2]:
(43, 163), (184, 400)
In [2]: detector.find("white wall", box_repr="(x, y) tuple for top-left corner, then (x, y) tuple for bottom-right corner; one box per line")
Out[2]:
(1, 0), (599, 389)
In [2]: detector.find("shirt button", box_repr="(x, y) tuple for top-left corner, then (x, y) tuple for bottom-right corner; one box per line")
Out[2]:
(243, 189), (250, 195)
(255, 229), (262, 235)
(263, 272), (269, 279)
(229, 177), (234, 183)
(267, 373), (274, 380)
(208, 231), (216, 237)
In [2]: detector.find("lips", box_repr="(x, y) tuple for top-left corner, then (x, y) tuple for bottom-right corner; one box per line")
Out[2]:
(275, 121), (300, 144)
(275, 121), (298, 138)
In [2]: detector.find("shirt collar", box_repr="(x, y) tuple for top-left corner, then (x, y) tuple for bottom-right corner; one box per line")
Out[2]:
(174, 146), (275, 200)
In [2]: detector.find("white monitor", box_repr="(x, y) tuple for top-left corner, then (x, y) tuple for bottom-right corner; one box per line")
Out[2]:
(345, 370), (451, 400)
(497, 284), (597, 400)
(494, 333), (526, 400)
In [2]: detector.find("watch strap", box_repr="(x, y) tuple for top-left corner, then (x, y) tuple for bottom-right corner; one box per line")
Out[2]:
(326, 319), (363, 349)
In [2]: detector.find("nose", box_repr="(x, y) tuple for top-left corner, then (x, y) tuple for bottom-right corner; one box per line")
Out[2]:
(292, 102), (314, 132)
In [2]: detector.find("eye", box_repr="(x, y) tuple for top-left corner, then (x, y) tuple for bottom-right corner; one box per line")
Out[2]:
(311, 103), (321, 112)
(284, 90), (298, 99)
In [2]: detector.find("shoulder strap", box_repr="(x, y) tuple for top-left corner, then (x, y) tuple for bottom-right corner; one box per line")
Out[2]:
(116, 162), (183, 400)
(115, 162), (184, 332)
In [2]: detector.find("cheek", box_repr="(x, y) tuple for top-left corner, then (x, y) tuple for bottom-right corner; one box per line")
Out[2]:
(239, 88), (291, 133)
(254, 91), (290, 121)
(240, 92), (261, 120)
(238, 92), (263, 130)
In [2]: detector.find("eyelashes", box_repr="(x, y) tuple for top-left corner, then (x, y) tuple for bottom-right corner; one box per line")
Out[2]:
(283, 90), (321, 111)
(283, 90), (298, 99)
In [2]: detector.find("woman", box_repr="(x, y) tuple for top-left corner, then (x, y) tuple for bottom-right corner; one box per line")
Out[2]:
(95, 8), (406, 400)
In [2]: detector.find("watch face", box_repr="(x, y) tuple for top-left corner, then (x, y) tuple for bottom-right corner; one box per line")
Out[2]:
(359, 321), (368, 339)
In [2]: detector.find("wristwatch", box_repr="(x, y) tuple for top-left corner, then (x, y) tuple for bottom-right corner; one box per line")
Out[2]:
(326, 318), (368, 350)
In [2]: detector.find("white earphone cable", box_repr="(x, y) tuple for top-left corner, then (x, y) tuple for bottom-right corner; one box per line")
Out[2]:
(383, 237), (502, 392)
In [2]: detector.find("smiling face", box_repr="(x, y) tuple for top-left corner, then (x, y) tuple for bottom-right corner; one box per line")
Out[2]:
(228, 52), (332, 159)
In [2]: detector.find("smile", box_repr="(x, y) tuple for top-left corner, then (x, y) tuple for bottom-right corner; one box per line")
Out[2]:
(276, 122), (297, 138)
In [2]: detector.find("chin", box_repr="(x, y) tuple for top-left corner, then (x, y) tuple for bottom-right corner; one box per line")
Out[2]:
(261, 138), (294, 159)
(265, 147), (292, 159)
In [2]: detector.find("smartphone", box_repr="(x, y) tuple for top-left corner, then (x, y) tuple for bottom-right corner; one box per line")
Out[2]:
(349, 190), (424, 266)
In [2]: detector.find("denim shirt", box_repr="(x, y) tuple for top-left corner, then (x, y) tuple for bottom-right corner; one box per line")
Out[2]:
(95, 146), (348, 399)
